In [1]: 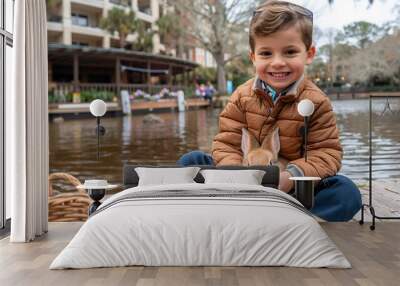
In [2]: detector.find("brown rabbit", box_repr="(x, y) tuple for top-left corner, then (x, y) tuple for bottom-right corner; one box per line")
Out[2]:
(241, 127), (288, 171)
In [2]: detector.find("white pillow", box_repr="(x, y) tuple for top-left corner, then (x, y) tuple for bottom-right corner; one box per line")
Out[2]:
(200, 169), (265, 185)
(135, 167), (200, 186)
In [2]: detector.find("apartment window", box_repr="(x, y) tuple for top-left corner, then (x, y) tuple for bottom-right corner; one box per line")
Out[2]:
(138, 0), (152, 15)
(71, 13), (88, 27)
(1, 0), (14, 231)
(46, 0), (62, 22)
(72, 41), (89, 47)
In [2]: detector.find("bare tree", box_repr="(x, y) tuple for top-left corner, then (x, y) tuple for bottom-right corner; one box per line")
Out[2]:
(395, 3), (400, 25)
(319, 28), (338, 86)
(170, 0), (254, 94)
(342, 21), (381, 49)
(348, 31), (400, 84)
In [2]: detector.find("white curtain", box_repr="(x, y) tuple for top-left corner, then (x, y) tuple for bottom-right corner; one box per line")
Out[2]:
(7, 0), (48, 242)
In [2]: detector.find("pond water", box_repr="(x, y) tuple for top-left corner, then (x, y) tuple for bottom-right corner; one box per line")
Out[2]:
(334, 98), (400, 180)
(49, 98), (400, 187)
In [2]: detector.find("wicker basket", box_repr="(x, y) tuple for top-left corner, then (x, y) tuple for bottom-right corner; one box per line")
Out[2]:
(48, 173), (91, 222)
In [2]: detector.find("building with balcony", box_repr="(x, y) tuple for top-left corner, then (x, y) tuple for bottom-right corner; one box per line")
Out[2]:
(189, 47), (216, 68)
(47, 0), (198, 101)
(47, 0), (163, 51)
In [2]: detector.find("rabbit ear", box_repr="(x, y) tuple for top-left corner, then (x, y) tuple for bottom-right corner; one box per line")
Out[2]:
(241, 128), (250, 157)
(261, 127), (280, 159)
(241, 128), (259, 157)
(272, 127), (281, 155)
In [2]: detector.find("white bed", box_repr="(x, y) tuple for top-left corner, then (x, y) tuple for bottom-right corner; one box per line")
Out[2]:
(50, 183), (350, 269)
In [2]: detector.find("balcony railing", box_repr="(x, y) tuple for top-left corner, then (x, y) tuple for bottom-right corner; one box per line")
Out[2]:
(110, 0), (132, 7)
(47, 15), (62, 22)
(71, 0), (104, 9)
(70, 25), (105, 37)
(49, 82), (187, 103)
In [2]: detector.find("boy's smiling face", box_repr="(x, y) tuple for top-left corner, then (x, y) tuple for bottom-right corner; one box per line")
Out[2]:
(250, 25), (316, 93)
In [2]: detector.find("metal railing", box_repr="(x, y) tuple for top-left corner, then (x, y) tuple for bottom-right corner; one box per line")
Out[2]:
(47, 15), (62, 23)
(324, 86), (400, 94)
(49, 82), (187, 102)
(109, 0), (132, 7)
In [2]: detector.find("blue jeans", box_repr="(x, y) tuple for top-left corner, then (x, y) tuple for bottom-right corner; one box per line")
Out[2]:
(177, 151), (362, 222)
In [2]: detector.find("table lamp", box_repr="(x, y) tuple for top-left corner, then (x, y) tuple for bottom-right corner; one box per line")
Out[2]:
(290, 99), (319, 210)
(89, 99), (107, 160)
(297, 99), (314, 162)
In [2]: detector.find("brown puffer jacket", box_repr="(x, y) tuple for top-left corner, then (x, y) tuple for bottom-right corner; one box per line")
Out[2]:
(211, 76), (342, 178)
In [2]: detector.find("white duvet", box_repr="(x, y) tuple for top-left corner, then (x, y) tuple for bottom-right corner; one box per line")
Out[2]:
(50, 183), (351, 269)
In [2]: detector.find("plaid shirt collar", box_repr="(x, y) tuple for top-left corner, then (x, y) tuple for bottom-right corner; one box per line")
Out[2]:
(261, 81), (295, 102)
(253, 74), (305, 103)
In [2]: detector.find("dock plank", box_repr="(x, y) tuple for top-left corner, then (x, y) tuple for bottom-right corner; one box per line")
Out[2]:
(353, 179), (400, 222)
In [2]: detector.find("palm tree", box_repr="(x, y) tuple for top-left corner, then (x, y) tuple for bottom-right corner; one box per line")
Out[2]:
(100, 7), (139, 49)
(46, 0), (62, 21)
(156, 13), (184, 57)
(132, 21), (154, 52)
(46, 0), (61, 7)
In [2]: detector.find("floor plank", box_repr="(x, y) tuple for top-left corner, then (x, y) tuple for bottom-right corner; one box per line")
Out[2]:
(353, 179), (400, 222)
(0, 222), (399, 286)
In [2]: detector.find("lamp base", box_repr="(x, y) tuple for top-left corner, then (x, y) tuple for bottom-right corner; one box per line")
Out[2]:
(87, 188), (105, 215)
(295, 180), (315, 209)
(289, 177), (320, 210)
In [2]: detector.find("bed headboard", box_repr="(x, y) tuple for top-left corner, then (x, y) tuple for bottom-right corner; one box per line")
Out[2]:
(123, 164), (280, 189)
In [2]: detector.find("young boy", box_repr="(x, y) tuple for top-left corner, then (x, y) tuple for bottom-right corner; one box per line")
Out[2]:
(178, 1), (361, 222)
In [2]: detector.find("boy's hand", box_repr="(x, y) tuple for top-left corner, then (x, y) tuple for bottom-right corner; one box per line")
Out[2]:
(279, 171), (294, 193)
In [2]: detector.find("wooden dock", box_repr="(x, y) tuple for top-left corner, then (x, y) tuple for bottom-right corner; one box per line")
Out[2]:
(131, 98), (209, 111)
(353, 179), (400, 222)
(48, 98), (210, 116)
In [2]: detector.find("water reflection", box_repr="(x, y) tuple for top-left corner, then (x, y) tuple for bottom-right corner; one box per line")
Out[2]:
(50, 109), (220, 184)
(333, 98), (400, 180)
(122, 115), (132, 145)
(49, 98), (400, 185)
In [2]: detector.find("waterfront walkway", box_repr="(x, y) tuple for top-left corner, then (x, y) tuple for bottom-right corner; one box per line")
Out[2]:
(354, 179), (400, 222)
(49, 98), (210, 116)
(213, 91), (400, 109)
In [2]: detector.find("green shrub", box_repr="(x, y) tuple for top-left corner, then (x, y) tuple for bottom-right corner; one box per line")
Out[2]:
(182, 85), (196, 98)
(79, 90), (115, 102)
(48, 90), (73, 103)
(195, 67), (217, 85)
(65, 93), (73, 102)
(48, 90), (56, 103)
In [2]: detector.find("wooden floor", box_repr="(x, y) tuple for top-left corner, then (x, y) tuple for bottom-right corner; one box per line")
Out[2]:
(353, 179), (400, 222)
(1, 222), (399, 286)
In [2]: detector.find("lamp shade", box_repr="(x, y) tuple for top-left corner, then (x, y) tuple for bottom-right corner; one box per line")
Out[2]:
(90, 99), (107, 117)
(297, 99), (314, 117)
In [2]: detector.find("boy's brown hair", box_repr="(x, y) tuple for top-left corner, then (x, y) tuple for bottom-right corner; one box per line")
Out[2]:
(249, 1), (313, 52)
